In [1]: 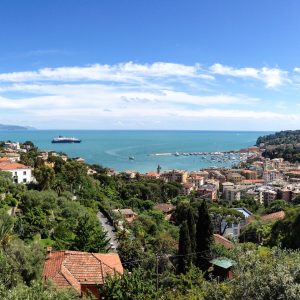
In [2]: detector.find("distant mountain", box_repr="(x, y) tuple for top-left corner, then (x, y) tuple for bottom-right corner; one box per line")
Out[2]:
(0, 124), (35, 130)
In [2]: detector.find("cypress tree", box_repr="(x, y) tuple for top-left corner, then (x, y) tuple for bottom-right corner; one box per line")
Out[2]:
(196, 200), (213, 272)
(186, 207), (196, 262)
(178, 221), (191, 274)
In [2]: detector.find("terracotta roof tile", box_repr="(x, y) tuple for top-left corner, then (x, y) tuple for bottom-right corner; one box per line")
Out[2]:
(0, 157), (11, 162)
(154, 203), (176, 213)
(0, 162), (30, 170)
(214, 234), (234, 249)
(261, 210), (286, 222)
(43, 250), (123, 295)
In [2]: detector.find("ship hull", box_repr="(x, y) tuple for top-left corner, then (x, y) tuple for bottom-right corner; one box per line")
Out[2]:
(51, 140), (81, 143)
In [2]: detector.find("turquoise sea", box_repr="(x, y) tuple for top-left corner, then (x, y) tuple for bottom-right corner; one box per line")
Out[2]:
(0, 130), (271, 173)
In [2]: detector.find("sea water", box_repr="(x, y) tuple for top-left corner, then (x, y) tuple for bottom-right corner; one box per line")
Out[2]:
(0, 130), (271, 172)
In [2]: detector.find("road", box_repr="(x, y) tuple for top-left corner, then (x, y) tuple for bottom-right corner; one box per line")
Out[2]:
(97, 211), (119, 252)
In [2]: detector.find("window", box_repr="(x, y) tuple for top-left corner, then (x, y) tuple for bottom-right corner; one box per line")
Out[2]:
(23, 178), (27, 183)
(14, 172), (17, 176)
(23, 171), (26, 175)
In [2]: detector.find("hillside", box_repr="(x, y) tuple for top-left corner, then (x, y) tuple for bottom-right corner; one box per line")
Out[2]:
(0, 124), (32, 130)
(256, 130), (300, 146)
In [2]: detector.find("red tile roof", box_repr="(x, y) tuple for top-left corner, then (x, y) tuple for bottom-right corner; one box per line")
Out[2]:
(214, 234), (234, 249)
(43, 250), (123, 294)
(0, 162), (30, 170)
(0, 157), (11, 163)
(145, 172), (159, 177)
(261, 211), (286, 222)
(241, 179), (264, 184)
(154, 203), (176, 213)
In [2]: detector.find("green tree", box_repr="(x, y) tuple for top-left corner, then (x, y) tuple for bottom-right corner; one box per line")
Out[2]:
(186, 207), (196, 255)
(178, 221), (192, 274)
(209, 206), (244, 236)
(72, 214), (109, 253)
(196, 201), (213, 272)
(100, 268), (162, 300)
(0, 280), (82, 300)
(0, 212), (14, 249)
(33, 166), (55, 190)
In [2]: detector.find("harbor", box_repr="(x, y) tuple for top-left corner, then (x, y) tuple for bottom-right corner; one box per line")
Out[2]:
(148, 150), (260, 165)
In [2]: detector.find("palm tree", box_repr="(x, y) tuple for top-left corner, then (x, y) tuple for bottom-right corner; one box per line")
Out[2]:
(0, 213), (14, 249)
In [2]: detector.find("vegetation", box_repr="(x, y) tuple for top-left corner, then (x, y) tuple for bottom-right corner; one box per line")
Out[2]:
(256, 130), (300, 146)
(256, 130), (300, 162)
(4, 139), (300, 299)
(100, 247), (300, 300)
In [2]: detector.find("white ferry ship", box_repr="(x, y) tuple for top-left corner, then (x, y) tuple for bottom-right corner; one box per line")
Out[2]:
(51, 136), (81, 143)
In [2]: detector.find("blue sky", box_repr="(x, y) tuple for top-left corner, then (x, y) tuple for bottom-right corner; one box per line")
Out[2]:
(1, 0), (300, 130)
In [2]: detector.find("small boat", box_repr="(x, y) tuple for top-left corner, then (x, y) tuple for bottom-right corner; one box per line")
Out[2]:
(129, 156), (135, 160)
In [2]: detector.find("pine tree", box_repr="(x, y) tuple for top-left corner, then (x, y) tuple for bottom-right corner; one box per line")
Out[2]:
(196, 200), (213, 272)
(73, 214), (110, 252)
(178, 221), (191, 274)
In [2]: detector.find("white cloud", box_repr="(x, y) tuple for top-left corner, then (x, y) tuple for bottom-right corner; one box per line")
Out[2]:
(0, 61), (298, 129)
(0, 83), (258, 111)
(210, 63), (287, 88)
(0, 62), (213, 83)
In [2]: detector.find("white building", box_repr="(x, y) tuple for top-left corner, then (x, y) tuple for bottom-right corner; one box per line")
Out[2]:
(187, 174), (204, 188)
(3, 142), (20, 151)
(221, 208), (252, 240)
(0, 162), (33, 184)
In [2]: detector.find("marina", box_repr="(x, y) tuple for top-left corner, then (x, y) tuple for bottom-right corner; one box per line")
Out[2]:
(149, 150), (259, 165)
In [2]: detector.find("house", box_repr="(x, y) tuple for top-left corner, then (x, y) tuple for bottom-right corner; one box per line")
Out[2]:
(206, 179), (220, 190)
(0, 160), (33, 183)
(0, 152), (20, 162)
(221, 181), (234, 192)
(87, 168), (97, 176)
(221, 208), (252, 239)
(197, 184), (218, 201)
(223, 186), (241, 202)
(3, 142), (20, 151)
(182, 183), (196, 195)
(112, 208), (137, 223)
(43, 249), (123, 299)
(74, 157), (85, 163)
(246, 210), (286, 225)
(154, 203), (176, 220)
(213, 234), (234, 250)
(226, 173), (244, 184)
(160, 170), (188, 183)
(261, 210), (285, 223)
(209, 257), (235, 280)
(187, 174), (204, 188)
(144, 171), (160, 179)
(242, 170), (257, 180)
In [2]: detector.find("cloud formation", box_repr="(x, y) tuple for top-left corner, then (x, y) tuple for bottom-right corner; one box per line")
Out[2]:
(0, 61), (298, 129)
(210, 63), (287, 88)
(0, 62), (213, 83)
